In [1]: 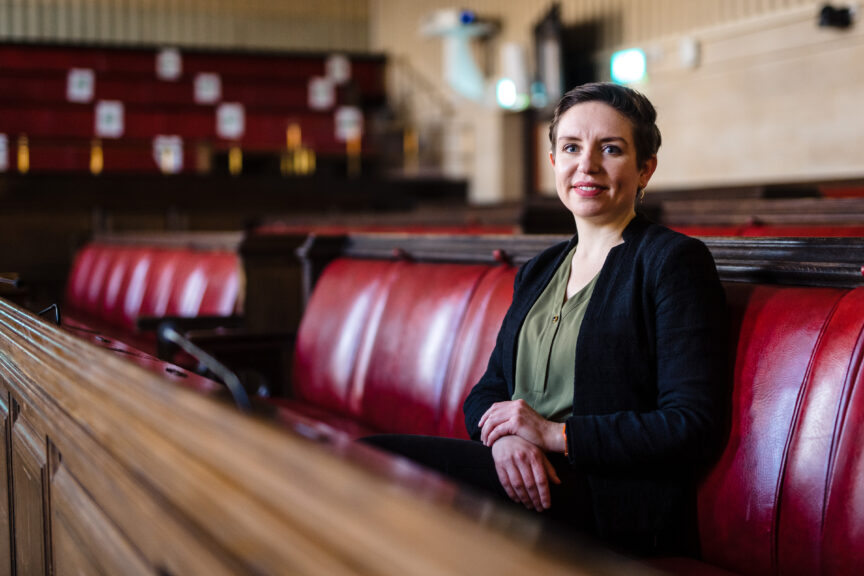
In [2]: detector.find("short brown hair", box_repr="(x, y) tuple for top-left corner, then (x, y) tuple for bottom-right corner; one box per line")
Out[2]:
(548, 82), (661, 167)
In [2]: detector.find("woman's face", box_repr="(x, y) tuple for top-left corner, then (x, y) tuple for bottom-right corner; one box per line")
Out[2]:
(550, 101), (656, 227)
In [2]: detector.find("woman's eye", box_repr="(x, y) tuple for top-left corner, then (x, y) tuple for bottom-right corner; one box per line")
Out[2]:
(562, 144), (578, 153)
(603, 145), (622, 154)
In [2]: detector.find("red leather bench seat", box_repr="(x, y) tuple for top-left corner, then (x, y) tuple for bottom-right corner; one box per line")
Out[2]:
(276, 251), (864, 574)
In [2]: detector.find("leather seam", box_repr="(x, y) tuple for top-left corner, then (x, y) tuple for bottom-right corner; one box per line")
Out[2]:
(437, 265), (511, 435)
(820, 290), (864, 532)
(771, 290), (846, 574)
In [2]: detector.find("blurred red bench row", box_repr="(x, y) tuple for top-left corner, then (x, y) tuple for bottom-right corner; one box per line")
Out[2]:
(0, 44), (385, 96)
(1, 105), (349, 150)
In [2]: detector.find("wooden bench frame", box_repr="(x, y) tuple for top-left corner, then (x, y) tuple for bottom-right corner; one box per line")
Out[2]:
(2, 292), (654, 575)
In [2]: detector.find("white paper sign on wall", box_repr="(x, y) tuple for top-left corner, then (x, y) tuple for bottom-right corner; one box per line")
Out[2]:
(335, 106), (363, 142)
(194, 73), (222, 104)
(94, 100), (125, 138)
(216, 103), (245, 140)
(308, 76), (335, 110)
(153, 135), (184, 173)
(156, 48), (183, 81)
(326, 54), (351, 85)
(67, 68), (95, 103)
(0, 134), (8, 172)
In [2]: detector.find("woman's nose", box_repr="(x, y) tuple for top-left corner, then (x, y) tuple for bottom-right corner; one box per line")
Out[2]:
(577, 149), (600, 173)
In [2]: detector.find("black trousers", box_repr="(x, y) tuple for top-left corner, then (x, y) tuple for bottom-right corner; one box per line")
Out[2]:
(361, 434), (596, 535)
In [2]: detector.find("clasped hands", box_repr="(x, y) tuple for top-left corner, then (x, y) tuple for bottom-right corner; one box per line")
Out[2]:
(478, 399), (565, 512)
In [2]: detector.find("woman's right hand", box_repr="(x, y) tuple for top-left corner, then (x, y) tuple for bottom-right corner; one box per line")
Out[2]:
(491, 435), (561, 511)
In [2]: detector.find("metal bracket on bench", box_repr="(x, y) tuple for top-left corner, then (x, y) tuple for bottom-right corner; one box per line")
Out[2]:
(156, 322), (251, 412)
(37, 303), (62, 326)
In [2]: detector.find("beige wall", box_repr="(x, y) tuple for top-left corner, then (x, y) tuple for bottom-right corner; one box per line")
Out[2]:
(0, 0), (370, 52)
(371, 0), (863, 199)
(624, 4), (864, 190)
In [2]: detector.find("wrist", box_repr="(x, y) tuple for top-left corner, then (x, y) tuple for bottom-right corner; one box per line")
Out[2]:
(542, 420), (565, 453)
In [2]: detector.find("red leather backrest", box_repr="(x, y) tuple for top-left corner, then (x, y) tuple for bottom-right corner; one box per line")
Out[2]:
(698, 284), (864, 575)
(66, 243), (239, 328)
(65, 243), (99, 307)
(293, 259), (400, 414)
(293, 257), (514, 437)
(162, 251), (240, 317)
(775, 287), (864, 575)
(821, 321), (864, 575)
(354, 261), (491, 435)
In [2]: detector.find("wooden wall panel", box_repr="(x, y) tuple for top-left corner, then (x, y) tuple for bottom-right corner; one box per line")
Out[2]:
(0, 0), (370, 51)
(10, 402), (49, 576)
(51, 464), (151, 576)
(635, 4), (864, 189)
(0, 385), (12, 576)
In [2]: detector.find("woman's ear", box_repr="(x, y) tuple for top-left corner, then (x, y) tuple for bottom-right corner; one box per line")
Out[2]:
(549, 150), (556, 167)
(639, 155), (658, 188)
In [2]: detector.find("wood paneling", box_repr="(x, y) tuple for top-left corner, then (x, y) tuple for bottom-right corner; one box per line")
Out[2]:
(51, 464), (151, 576)
(10, 398), (49, 576)
(0, 385), (12, 576)
(0, 0), (370, 51)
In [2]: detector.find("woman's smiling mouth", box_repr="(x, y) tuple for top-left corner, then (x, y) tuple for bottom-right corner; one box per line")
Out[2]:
(572, 183), (605, 197)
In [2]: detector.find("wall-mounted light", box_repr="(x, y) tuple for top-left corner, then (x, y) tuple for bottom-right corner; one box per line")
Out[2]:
(495, 78), (518, 109)
(421, 8), (499, 102)
(496, 42), (530, 111)
(610, 48), (646, 84)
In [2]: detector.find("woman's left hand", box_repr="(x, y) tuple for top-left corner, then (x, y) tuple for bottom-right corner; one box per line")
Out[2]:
(479, 399), (560, 451)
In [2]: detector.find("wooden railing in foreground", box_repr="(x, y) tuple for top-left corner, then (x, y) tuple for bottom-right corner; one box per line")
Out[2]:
(0, 297), (657, 575)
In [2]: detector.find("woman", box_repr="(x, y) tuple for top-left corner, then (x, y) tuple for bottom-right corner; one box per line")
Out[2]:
(367, 82), (727, 555)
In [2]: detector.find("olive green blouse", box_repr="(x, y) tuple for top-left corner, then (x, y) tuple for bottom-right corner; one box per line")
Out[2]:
(513, 245), (598, 423)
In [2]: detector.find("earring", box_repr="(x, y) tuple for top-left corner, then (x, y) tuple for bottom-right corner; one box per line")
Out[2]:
(638, 187), (647, 202)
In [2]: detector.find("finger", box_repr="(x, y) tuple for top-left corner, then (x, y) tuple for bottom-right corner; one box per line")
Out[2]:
(479, 402), (506, 428)
(510, 468), (534, 509)
(481, 413), (509, 445)
(480, 418), (493, 445)
(479, 406), (491, 428)
(543, 456), (561, 486)
(503, 460), (532, 509)
(514, 456), (543, 511)
(480, 411), (498, 443)
(530, 457), (552, 510)
(495, 462), (517, 503)
(485, 422), (511, 447)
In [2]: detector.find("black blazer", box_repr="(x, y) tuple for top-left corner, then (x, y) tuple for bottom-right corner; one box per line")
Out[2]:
(463, 214), (728, 551)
